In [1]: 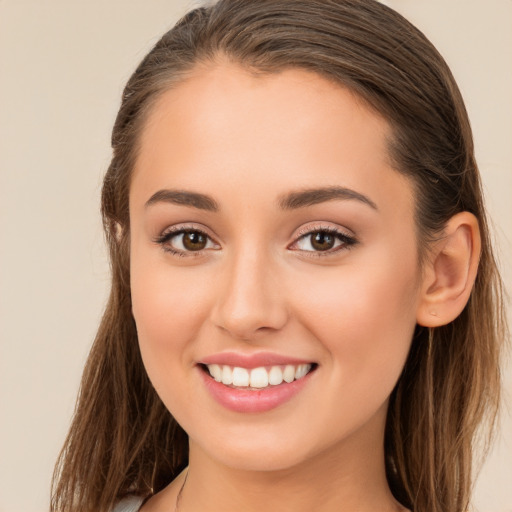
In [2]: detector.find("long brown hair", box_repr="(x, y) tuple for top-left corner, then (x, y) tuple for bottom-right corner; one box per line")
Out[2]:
(51, 1), (506, 511)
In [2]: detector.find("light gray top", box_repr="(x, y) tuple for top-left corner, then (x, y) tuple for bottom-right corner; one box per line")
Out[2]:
(111, 496), (145, 512)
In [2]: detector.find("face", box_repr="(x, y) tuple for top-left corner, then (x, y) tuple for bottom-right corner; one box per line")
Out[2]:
(129, 63), (423, 472)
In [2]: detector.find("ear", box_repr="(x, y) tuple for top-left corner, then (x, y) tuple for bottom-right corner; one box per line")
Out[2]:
(416, 212), (481, 327)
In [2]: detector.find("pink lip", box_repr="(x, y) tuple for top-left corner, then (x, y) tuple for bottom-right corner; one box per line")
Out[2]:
(200, 351), (313, 369)
(198, 358), (316, 414)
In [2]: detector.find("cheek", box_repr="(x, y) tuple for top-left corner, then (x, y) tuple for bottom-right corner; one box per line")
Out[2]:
(130, 254), (213, 390)
(292, 252), (419, 388)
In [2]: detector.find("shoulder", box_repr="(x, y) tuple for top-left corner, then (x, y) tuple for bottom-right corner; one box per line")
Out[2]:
(111, 495), (145, 512)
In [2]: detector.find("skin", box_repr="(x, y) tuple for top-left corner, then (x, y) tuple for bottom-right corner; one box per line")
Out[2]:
(129, 62), (477, 511)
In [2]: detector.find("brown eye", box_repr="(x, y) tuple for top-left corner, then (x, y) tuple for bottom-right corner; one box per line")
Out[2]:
(310, 231), (335, 251)
(156, 228), (219, 255)
(182, 230), (208, 251)
(291, 228), (357, 255)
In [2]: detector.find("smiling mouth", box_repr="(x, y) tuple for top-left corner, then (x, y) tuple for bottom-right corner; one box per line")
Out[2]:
(200, 363), (317, 390)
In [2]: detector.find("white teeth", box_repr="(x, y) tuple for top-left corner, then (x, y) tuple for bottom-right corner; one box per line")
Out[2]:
(295, 364), (309, 379)
(209, 364), (222, 382)
(232, 367), (250, 387)
(250, 367), (269, 388)
(283, 365), (295, 383)
(268, 366), (284, 385)
(207, 363), (312, 388)
(221, 365), (233, 385)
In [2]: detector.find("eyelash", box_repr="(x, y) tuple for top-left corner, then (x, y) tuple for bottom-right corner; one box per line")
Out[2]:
(291, 225), (358, 257)
(153, 225), (218, 257)
(153, 224), (358, 258)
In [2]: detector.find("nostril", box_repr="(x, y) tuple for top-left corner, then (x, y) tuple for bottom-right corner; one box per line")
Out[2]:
(210, 271), (289, 339)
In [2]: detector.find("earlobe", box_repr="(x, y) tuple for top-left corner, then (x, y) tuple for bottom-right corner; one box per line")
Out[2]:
(416, 212), (481, 327)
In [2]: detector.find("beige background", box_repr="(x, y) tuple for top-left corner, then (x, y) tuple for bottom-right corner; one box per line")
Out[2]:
(0, 1), (510, 511)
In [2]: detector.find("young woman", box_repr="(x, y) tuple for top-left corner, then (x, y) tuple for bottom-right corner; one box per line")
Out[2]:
(51, 1), (506, 511)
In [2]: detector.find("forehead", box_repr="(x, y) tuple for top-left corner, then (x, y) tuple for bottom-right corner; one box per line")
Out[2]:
(137, 62), (391, 156)
(131, 62), (413, 221)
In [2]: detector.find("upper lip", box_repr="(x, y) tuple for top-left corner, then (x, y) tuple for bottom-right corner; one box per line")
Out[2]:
(199, 351), (315, 369)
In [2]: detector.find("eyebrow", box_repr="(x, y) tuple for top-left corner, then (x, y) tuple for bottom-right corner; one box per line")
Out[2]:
(145, 189), (219, 211)
(145, 186), (377, 212)
(278, 186), (378, 210)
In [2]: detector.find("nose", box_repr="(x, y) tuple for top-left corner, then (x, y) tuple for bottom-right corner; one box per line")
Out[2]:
(210, 248), (289, 341)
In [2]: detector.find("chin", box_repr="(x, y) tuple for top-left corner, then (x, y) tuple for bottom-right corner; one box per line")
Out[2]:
(189, 422), (335, 474)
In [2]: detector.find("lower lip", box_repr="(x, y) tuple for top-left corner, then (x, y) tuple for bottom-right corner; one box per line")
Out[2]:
(199, 367), (313, 413)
